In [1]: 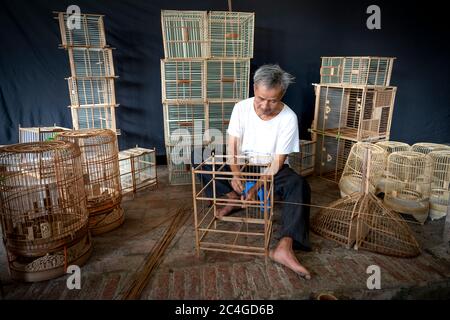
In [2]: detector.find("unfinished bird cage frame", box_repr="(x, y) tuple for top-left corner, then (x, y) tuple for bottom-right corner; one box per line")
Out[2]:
(339, 142), (386, 197)
(56, 129), (123, 235)
(312, 84), (396, 142)
(18, 125), (71, 143)
(209, 11), (255, 58)
(0, 141), (92, 282)
(428, 150), (450, 221)
(119, 147), (157, 195)
(161, 59), (206, 101)
(161, 10), (209, 59)
(207, 59), (250, 100)
(320, 56), (395, 86)
(288, 140), (315, 177)
(192, 155), (274, 257)
(383, 151), (432, 224)
(311, 147), (420, 258)
(56, 12), (107, 48)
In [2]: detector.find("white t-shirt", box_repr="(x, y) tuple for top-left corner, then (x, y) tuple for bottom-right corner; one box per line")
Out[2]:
(227, 97), (300, 162)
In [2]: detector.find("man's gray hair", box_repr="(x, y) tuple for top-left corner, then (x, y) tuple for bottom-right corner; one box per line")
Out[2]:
(253, 64), (295, 93)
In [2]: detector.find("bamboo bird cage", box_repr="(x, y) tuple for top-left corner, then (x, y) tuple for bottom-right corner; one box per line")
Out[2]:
(288, 140), (315, 177)
(18, 125), (71, 143)
(411, 142), (450, 155)
(165, 143), (195, 185)
(56, 129), (123, 235)
(209, 11), (255, 58)
(70, 105), (118, 133)
(320, 57), (395, 86)
(339, 142), (386, 197)
(56, 12), (107, 48)
(68, 77), (117, 107)
(161, 10), (209, 59)
(207, 101), (236, 137)
(67, 48), (115, 78)
(206, 59), (250, 100)
(311, 148), (420, 258)
(312, 84), (396, 142)
(119, 147), (157, 195)
(192, 155), (274, 256)
(383, 151), (432, 224)
(163, 102), (207, 143)
(428, 150), (450, 221)
(375, 141), (410, 194)
(0, 141), (92, 282)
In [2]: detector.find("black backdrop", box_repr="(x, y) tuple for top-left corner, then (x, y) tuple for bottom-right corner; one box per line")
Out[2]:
(1, 0), (449, 155)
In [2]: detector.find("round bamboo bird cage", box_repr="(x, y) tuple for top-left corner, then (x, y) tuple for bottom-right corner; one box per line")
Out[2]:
(411, 142), (450, 155)
(0, 142), (92, 282)
(375, 141), (410, 193)
(57, 129), (123, 235)
(428, 150), (450, 220)
(383, 151), (432, 224)
(339, 143), (386, 197)
(312, 148), (420, 258)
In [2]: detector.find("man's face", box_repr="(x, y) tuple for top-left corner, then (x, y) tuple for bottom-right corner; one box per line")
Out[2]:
(253, 84), (284, 116)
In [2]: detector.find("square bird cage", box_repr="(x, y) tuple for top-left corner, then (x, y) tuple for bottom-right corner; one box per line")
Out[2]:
(70, 105), (118, 134)
(288, 140), (315, 177)
(18, 126), (71, 143)
(192, 155), (274, 256)
(313, 84), (396, 141)
(315, 134), (360, 183)
(165, 144), (196, 185)
(119, 147), (157, 195)
(56, 12), (106, 48)
(68, 77), (116, 107)
(68, 48), (115, 78)
(207, 101), (236, 137)
(161, 10), (209, 59)
(206, 59), (250, 100)
(161, 60), (205, 101)
(163, 102), (207, 144)
(320, 57), (395, 86)
(209, 11), (255, 58)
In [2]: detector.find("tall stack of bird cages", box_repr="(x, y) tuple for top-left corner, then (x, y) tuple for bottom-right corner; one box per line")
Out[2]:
(0, 141), (92, 282)
(56, 12), (120, 134)
(192, 155), (274, 256)
(56, 129), (123, 235)
(18, 125), (71, 143)
(119, 147), (157, 195)
(288, 140), (315, 177)
(311, 56), (396, 183)
(161, 10), (254, 185)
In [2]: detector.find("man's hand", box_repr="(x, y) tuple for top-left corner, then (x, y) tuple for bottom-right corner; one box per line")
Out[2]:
(231, 176), (244, 195)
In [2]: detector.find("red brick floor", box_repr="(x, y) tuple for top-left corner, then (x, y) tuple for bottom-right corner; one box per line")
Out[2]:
(1, 166), (449, 300)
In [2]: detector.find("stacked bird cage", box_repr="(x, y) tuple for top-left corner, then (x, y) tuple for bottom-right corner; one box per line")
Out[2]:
(56, 129), (123, 235)
(192, 155), (274, 256)
(119, 147), (157, 195)
(0, 141), (92, 282)
(311, 56), (396, 183)
(288, 140), (315, 177)
(56, 12), (119, 134)
(18, 125), (71, 143)
(161, 10), (254, 185)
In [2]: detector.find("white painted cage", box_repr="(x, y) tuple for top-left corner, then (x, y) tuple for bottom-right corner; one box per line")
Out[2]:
(411, 142), (450, 155)
(119, 147), (157, 195)
(320, 56), (395, 86)
(18, 126), (71, 143)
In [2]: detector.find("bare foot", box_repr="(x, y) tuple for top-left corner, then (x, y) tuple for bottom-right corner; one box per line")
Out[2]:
(269, 238), (311, 280)
(215, 191), (240, 219)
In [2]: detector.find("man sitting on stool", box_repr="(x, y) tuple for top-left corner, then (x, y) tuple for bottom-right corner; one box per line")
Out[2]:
(201, 64), (312, 279)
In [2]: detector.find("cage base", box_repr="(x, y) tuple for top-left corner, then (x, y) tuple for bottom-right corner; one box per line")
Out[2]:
(8, 233), (92, 282)
(89, 205), (125, 235)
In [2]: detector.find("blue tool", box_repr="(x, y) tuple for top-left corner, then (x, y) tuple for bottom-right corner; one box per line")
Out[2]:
(243, 181), (270, 213)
